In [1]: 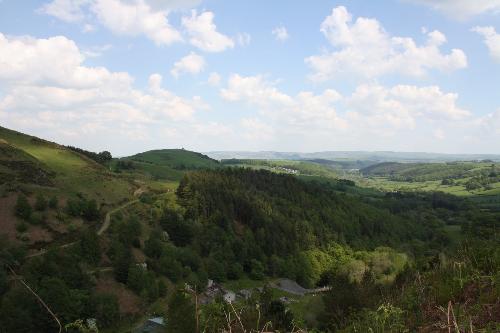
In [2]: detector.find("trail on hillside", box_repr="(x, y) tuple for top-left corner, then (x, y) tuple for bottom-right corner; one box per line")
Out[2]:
(27, 197), (140, 258)
(97, 199), (139, 236)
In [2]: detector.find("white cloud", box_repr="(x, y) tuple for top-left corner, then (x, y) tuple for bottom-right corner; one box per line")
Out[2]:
(473, 26), (500, 62)
(219, 74), (478, 151)
(241, 118), (274, 140)
(236, 32), (251, 47)
(41, 0), (183, 45)
(346, 84), (470, 137)
(406, 0), (500, 20)
(91, 0), (182, 45)
(143, 0), (202, 11)
(0, 33), (209, 153)
(170, 52), (205, 78)
(83, 43), (112, 57)
(272, 26), (289, 42)
(207, 72), (221, 86)
(182, 10), (234, 52)
(39, 0), (90, 22)
(306, 6), (467, 81)
(220, 74), (294, 108)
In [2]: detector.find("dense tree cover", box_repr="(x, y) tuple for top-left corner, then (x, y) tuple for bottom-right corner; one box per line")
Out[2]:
(1, 167), (498, 332)
(0, 244), (120, 333)
(169, 168), (471, 286)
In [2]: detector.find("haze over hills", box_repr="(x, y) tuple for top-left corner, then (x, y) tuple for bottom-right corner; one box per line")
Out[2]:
(207, 151), (500, 163)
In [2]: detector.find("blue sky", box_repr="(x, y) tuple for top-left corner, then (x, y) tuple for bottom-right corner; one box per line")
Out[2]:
(0, 0), (499, 155)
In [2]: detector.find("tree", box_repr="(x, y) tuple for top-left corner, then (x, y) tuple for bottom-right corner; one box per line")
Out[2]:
(15, 194), (32, 220)
(127, 264), (145, 294)
(160, 208), (193, 247)
(80, 229), (101, 265)
(48, 195), (58, 209)
(167, 289), (196, 333)
(90, 293), (119, 328)
(249, 259), (265, 280)
(34, 194), (47, 211)
(158, 279), (167, 297)
(82, 199), (99, 221)
(112, 244), (131, 284)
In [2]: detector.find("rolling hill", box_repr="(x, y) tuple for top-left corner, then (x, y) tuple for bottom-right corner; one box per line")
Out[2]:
(113, 149), (220, 181)
(0, 126), (135, 204)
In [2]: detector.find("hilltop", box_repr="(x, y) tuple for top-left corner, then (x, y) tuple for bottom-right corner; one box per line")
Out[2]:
(112, 149), (219, 181)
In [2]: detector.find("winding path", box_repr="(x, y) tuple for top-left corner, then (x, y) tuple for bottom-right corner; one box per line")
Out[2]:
(97, 199), (139, 236)
(27, 198), (140, 258)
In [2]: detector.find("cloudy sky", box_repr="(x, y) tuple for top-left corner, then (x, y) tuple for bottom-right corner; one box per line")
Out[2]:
(1, 0), (500, 155)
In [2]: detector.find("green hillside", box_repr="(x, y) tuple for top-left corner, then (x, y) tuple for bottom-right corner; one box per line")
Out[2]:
(0, 126), (134, 204)
(112, 149), (220, 181)
(360, 161), (489, 181)
(0, 140), (54, 186)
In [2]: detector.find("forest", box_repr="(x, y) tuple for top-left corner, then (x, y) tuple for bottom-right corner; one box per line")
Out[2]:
(1, 166), (498, 332)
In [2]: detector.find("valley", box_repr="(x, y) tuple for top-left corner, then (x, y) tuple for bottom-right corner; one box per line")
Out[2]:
(0, 127), (498, 332)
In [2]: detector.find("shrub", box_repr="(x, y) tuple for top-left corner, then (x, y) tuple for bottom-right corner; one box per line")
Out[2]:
(14, 195), (32, 220)
(48, 195), (58, 209)
(15, 222), (28, 233)
(34, 194), (47, 211)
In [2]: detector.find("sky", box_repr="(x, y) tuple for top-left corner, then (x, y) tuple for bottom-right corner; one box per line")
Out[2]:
(0, 0), (500, 155)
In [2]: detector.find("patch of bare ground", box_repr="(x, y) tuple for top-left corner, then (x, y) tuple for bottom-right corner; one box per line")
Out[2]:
(0, 193), (21, 242)
(26, 225), (53, 244)
(132, 247), (146, 263)
(95, 276), (142, 315)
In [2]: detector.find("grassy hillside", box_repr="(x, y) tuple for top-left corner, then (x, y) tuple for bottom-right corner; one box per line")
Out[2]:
(0, 126), (135, 204)
(129, 149), (219, 169)
(112, 149), (220, 181)
(0, 140), (54, 186)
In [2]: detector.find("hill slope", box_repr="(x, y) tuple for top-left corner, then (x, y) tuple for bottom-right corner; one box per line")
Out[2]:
(113, 149), (220, 181)
(0, 126), (134, 203)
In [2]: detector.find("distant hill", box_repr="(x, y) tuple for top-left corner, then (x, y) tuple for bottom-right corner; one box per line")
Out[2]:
(207, 151), (500, 163)
(360, 161), (496, 182)
(113, 149), (220, 181)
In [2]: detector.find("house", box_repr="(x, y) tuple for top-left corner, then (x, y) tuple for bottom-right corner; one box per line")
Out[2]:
(223, 290), (236, 303)
(134, 317), (166, 333)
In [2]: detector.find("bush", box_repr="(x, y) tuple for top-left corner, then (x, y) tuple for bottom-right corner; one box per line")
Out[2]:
(48, 195), (58, 209)
(15, 222), (28, 233)
(34, 194), (47, 211)
(14, 194), (32, 220)
(29, 212), (45, 225)
(90, 293), (119, 328)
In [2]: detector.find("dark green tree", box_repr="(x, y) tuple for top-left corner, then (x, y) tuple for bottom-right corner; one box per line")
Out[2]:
(80, 229), (101, 265)
(34, 194), (47, 211)
(90, 293), (119, 328)
(15, 194), (32, 220)
(166, 289), (196, 333)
